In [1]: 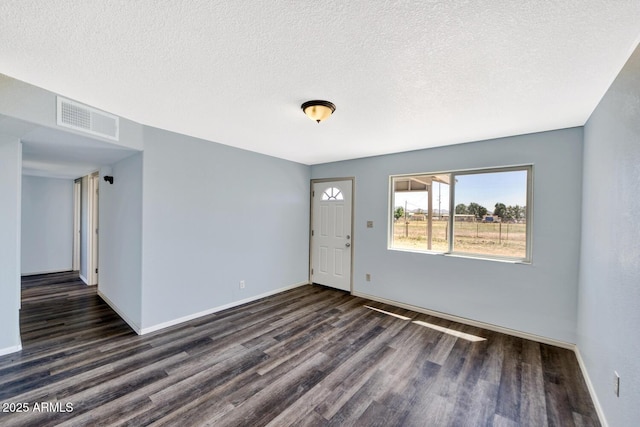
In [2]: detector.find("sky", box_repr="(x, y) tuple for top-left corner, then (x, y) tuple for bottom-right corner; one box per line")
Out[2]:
(394, 170), (527, 214)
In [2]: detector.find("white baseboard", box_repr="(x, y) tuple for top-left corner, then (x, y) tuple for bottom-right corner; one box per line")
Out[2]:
(574, 346), (608, 427)
(97, 290), (142, 335)
(21, 269), (73, 277)
(140, 281), (309, 335)
(351, 291), (575, 350)
(79, 274), (88, 285)
(0, 344), (22, 357)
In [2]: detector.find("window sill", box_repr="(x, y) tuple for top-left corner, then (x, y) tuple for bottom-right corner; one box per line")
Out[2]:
(388, 247), (530, 264)
(443, 253), (531, 264)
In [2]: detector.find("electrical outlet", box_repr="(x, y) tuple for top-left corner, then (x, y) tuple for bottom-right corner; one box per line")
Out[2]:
(614, 371), (620, 397)
(366, 221), (374, 228)
(365, 273), (371, 282)
(239, 280), (245, 289)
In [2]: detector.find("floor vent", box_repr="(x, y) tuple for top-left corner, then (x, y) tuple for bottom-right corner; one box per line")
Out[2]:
(56, 96), (119, 141)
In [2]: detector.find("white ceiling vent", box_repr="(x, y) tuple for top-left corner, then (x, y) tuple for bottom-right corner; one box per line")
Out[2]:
(56, 97), (119, 141)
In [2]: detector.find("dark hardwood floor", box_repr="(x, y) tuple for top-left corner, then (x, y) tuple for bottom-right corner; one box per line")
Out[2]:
(0, 272), (599, 426)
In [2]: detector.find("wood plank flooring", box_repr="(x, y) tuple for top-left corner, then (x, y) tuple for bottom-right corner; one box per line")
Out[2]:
(0, 272), (600, 426)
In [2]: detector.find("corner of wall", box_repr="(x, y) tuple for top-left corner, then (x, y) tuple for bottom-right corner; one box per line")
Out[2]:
(0, 136), (23, 353)
(576, 40), (640, 427)
(573, 345), (609, 427)
(97, 290), (141, 335)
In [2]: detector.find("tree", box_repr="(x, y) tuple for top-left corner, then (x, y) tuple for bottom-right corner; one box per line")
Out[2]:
(455, 203), (468, 214)
(394, 206), (405, 220)
(513, 204), (524, 220)
(467, 202), (487, 220)
(504, 205), (515, 221)
(494, 203), (507, 219)
(505, 204), (525, 221)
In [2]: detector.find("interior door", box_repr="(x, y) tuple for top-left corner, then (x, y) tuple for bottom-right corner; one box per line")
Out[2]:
(311, 179), (353, 291)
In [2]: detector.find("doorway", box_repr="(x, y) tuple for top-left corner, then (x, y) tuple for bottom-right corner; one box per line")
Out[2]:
(310, 178), (354, 292)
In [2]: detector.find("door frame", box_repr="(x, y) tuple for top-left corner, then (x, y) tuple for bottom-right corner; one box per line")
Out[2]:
(309, 177), (355, 292)
(72, 179), (81, 271)
(87, 172), (99, 286)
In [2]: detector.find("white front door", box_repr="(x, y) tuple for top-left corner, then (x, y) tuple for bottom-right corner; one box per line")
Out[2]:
(311, 179), (353, 291)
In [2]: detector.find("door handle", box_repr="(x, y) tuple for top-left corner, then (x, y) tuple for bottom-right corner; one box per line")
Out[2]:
(345, 242), (351, 247)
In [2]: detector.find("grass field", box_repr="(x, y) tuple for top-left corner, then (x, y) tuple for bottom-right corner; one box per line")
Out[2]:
(392, 220), (526, 258)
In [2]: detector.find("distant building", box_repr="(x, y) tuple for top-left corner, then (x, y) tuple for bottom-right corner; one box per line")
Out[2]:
(441, 214), (475, 222)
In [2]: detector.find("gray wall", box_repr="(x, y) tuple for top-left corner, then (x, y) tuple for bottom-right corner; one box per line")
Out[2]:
(21, 175), (74, 275)
(99, 153), (143, 330)
(140, 127), (311, 330)
(312, 128), (583, 343)
(0, 136), (22, 355)
(0, 74), (144, 151)
(578, 43), (640, 426)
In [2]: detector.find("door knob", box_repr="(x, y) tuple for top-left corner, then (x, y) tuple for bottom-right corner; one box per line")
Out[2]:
(345, 242), (351, 247)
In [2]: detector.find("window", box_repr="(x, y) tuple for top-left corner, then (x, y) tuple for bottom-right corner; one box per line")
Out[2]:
(390, 166), (531, 262)
(322, 187), (344, 201)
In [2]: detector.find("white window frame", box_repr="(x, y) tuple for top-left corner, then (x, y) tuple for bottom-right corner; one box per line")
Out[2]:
(389, 165), (533, 263)
(321, 186), (344, 201)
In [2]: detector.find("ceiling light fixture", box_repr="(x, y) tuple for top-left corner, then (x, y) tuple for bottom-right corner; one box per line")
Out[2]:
(301, 100), (336, 123)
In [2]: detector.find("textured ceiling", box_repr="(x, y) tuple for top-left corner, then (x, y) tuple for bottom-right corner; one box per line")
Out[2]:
(1, 1), (639, 165)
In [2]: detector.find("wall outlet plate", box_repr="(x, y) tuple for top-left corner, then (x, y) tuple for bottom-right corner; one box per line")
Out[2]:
(239, 280), (245, 289)
(365, 273), (371, 282)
